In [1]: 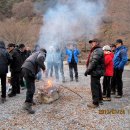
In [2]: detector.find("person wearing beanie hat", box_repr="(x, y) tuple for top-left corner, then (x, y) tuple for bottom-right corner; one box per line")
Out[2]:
(102, 45), (114, 101)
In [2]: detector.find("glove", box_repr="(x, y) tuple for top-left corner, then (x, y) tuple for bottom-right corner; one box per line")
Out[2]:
(84, 71), (88, 77)
(42, 65), (46, 71)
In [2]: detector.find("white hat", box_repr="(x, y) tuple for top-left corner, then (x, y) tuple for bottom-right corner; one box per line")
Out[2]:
(102, 45), (111, 51)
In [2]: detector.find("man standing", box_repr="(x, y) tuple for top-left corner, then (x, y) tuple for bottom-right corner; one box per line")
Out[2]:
(84, 39), (104, 108)
(22, 48), (46, 114)
(66, 44), (80, 82)
(112, 39), (128, 98)
(0, 41), (11, 103)
(8, 43), (23, 97)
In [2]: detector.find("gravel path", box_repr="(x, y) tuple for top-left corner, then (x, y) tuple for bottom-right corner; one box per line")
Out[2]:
(0, 65), (130, 130)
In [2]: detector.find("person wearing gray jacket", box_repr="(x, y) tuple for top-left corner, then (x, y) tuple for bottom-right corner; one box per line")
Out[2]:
(22, 48), (46, 114)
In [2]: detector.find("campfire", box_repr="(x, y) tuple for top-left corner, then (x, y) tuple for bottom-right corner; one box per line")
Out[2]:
(37, 79), (60, 104)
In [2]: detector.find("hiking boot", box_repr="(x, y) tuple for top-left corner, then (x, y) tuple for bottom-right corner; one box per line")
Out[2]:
(115, 95), (122, 98)
(70, 78), (73, 81)
(99, 100), (104, 105)
(8, 92), (16, 97)
(102, 95), (106, 98)
(103, 97), (111, 101)
(75, 78), (78, 82)
(23, 102), (35, 114)
(32, 101), (36, 106)
(62, 77), (65, 83)
(87, 103), (99, 108)
(111, 91), (115, 95)
(1, 98), (6, 103)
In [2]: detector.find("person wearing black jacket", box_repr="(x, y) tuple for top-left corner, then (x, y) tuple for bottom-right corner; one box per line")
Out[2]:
(84, 39), (104, 108)
(8, 43), (23, 97)
(0, 41), (11, 103)
(18, 44), (27, 88)
(22, 48), (46, 114)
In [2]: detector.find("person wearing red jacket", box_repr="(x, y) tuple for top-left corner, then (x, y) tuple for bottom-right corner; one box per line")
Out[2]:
(102, 45), (114, 101)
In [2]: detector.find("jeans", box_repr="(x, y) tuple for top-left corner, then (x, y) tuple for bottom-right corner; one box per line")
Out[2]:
(91, 76), (103, 105)
(11, 71), (20, 94)
(69, 63), (78, 79)
(0, 74), (6, 98)
(103, 76), (111, 97)
(22, 68), (35, 103)
(111, 68), (123, 96)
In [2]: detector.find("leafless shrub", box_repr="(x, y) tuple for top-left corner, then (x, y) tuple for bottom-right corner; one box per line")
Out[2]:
(0, 18), (40, 47)
(12, 0), (34, 20)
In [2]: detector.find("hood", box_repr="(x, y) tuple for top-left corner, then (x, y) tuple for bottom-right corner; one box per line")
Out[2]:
(104, 52), (114, 58)
(0, 41), (5, 49)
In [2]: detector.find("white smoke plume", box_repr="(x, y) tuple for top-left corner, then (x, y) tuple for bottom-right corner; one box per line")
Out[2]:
(36, 0), (107, 49)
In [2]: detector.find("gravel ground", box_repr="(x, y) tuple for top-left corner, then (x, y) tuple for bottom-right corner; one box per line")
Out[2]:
(0, 65), (130, 130)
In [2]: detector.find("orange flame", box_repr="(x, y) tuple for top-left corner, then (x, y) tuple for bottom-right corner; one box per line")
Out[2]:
(47, 80), (53, 88)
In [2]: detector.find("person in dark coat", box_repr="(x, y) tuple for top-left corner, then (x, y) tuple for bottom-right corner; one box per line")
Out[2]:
(8, 43), (23, 97)
(18, 44), (27, 88)
(0, 41), (11, 103)
(22, 48), (46, 114)
(84, 39), (104, 108)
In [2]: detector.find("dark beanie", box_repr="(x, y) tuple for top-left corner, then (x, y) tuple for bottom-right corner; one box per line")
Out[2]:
(19, 44), (25, 49)
(116, 39), (123, 44)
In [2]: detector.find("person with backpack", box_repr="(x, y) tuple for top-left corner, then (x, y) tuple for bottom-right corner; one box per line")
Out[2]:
(0, 41), (11, 103)
(102, 45), (114, 101)
(22, 48), (46, 114)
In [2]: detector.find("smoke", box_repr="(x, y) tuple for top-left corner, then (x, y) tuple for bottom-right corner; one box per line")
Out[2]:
(36, 0), (107, 49)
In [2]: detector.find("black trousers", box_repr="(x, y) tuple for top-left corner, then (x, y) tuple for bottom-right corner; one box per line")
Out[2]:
(111, 69), (116, 93)
(91, 76), (103, 105)
(103, 76), (111, 98)
(111, 68), (123, 96)
(22, 68), (35, 103)
(69, 63), (78, 79)
(0, 74), (6, 98)
(11, 71), (20, 94)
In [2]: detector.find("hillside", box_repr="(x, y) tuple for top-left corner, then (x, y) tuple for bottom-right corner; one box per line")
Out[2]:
(0, 0), (130, 56)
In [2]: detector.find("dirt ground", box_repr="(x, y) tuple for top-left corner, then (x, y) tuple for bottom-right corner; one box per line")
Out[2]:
(0, 65), (130, 130)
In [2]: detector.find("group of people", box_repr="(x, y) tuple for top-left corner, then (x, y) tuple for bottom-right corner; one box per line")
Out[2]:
(0, 42), (31, 102)
(45, 44), (80, 82)
(85, 39), (128, 108)
(0, 38), (128, 114)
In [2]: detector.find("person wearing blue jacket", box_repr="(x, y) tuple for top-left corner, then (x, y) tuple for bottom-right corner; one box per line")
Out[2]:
(112, 39), (128, 98)
(66, 44), (80, 82)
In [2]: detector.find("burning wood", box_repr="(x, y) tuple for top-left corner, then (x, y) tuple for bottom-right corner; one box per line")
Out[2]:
(37, 80), (60, 104)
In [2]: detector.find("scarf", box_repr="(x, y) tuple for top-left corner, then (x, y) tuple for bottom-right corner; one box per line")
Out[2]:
(86, 45), (101, 67)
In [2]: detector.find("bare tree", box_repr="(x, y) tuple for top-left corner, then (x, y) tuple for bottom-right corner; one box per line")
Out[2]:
(0, 18), (41, 47)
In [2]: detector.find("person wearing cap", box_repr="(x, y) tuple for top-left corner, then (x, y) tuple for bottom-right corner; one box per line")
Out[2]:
(22, 48), (46, 114)
(0, 41), (11, 103)
(8, 43), (23, 97)
(112, 39), (128, 98)
(102, 45), (114, 101)
(84, 39), (104, 108)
